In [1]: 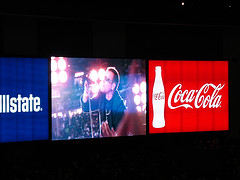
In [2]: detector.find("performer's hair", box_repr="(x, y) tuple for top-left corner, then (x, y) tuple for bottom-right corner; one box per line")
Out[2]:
(106, 67), (120, 90)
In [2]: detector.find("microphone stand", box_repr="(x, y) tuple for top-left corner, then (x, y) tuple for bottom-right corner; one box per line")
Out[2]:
(86, 83), (94, 138)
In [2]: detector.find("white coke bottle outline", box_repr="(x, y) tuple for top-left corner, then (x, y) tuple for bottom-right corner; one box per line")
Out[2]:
(152, 66), (165, 128)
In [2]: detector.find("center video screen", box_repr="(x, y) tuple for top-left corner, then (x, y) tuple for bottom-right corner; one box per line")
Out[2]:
(51, 57), (146, 140)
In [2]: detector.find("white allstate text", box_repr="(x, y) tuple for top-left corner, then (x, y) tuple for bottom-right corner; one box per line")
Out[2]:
(0, 94), (42, 113)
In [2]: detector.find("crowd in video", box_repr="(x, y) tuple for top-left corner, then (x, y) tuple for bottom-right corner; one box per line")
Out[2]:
(52, 110), (101, 140)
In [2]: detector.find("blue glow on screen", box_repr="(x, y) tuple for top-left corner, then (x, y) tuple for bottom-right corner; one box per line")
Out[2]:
(0, 57), (49, 143)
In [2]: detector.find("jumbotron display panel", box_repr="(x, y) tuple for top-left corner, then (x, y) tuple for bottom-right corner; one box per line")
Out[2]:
(149, 60), (229, 134)
(0, 57), (229, 143)
(51, 57), (146, 140)
(0, 57), (49, 143)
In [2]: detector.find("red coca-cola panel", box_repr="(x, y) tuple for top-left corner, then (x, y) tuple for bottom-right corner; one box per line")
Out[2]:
(149, 60), (229, 134)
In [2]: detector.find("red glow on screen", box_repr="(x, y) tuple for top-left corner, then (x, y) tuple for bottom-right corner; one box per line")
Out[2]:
(148, 60), (229, 134)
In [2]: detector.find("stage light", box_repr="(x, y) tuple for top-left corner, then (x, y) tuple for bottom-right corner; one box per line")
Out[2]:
(75, 72), (84, 78)
(89, 70), (98, 82)
(91, 83), (99, 94)
(141, 93), (146, 104)
(57, 112), (63, 117)
(142, 104), (146, 112)
(68, 111), (74, 118)
(52, 113), (57, 118)
(134, 95), (141, 105)
(99, 80), (104, 90)
(51, 59), (57, 72)
(51, 72), (59, 84)
(136, 106), (141, 112)
(140, 81), (146, 93)
(58, 57), (67, 71)
(182, 2), (184, 5)
(98, 68), (105, 81)
(76, 108), (83, 114)
(59, 71), (68, 83)
(132, 84), (140, 94)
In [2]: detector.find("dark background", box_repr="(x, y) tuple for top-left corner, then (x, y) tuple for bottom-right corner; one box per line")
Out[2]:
(1, 2), (240, 179)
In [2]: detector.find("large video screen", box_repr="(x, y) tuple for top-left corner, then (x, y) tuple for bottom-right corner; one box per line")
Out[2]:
(51, 57), (146, 140)
(0, 57), (49, 143)
(149, 60), (229, 133)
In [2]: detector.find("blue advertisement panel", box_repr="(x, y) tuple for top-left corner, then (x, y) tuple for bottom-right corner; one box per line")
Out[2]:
(0, 57), (49, 143)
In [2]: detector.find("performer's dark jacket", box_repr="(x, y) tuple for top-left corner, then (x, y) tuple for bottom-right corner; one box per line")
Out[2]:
(81, 90), (126, 130)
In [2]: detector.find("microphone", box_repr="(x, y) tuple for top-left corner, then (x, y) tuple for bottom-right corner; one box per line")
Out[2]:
(83, 74), (92, 84)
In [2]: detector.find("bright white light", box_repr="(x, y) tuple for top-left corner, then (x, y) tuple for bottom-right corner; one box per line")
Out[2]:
(134, 95), (141, 105)
(91, 83), (99, 94)
(51, 59), (58, 72)
(132, 84), (140, 94)
(89, 70), (98, 82)
(52, 113), (57, 118)
(124, 100), (127, 106)
(59, 71), (68, 83)
(51, 72), (59, 84)
(136, 106), (141, 112)
(99, 80), (104, 90)
(141, 93), (146, 104)
(58, 58), (67, 71)
(68, 111), (73, 118)
(57, 112), (63, 117)
(140, 81), (146, 93)
(75, 72), (84, 78)
(182, 2), (184, 5)
(77, 108), (83, 114)
(98, 69), (105, 81)
(142, 104), (146, 112)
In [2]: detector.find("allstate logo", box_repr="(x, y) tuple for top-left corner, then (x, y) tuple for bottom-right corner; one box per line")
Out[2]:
(0, 94), (42, 113)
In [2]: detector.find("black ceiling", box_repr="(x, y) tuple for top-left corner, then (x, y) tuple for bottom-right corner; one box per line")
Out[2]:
(0, 2), (239, 26)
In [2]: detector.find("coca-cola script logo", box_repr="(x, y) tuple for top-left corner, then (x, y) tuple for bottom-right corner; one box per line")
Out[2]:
(168, 83), (224, 109)
(149, 60), (229, 134)
(153, 92), (165, 100)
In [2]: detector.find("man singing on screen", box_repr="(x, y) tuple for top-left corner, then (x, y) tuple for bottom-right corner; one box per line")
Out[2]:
(81, 67), (126, 137)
